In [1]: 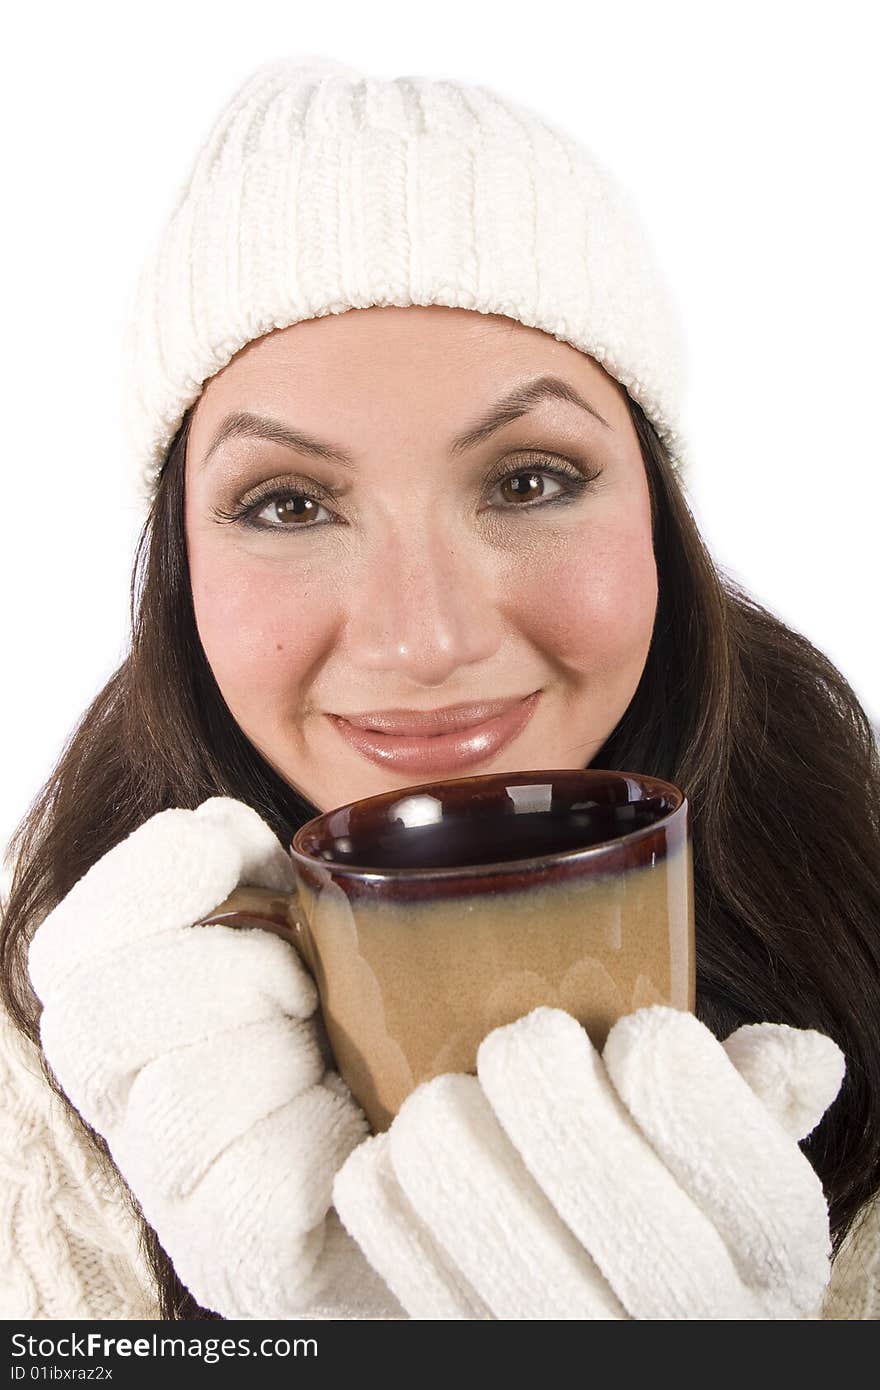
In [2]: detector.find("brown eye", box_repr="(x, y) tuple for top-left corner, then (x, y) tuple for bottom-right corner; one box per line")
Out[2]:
(264, 495), (327, 525)
(210, 456), (599, 535)
(494, 471), (566, 505)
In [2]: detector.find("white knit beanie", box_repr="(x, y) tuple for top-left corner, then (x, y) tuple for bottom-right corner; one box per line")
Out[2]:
(121, 55), (690, 510)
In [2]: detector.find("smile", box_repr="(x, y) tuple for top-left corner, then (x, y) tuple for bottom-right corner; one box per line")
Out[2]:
(327, 691), (542, 774)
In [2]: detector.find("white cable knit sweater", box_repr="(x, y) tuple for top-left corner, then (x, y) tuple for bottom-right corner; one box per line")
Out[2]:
(1, 998), (877, 1321)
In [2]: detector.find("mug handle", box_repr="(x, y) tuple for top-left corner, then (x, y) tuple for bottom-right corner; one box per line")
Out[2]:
(193, 885), (313, 969)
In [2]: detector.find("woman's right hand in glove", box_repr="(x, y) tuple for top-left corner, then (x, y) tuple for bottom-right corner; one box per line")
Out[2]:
(26, 797), (375, 1320)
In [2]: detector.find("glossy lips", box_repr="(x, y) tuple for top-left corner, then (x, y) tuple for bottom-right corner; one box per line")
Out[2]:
(328, 691), (542, 773)
(337, 696), (534, 736)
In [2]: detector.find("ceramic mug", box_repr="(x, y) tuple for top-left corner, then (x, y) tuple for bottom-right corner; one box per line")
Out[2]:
(197, 768), (695, 1132)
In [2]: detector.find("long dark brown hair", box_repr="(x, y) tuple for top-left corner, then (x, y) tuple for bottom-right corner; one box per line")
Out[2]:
(2, 395), (879, 1319)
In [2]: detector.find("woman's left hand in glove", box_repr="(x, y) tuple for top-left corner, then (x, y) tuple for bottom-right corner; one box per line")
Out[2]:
(332, 1005), (845, 1320)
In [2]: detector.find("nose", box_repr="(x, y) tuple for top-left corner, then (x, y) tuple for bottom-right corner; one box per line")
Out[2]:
(343, 520), (505, 687)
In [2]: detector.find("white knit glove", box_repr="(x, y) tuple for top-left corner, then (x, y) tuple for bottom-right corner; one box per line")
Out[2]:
(27, 797), (372, 1320)
(333, 1005), (845, 1320)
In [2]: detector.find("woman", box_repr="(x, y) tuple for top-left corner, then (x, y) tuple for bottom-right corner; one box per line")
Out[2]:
(1, 56), (878, 1321)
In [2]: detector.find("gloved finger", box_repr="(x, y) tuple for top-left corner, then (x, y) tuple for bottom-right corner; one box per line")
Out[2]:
(477, 1007), (762, 1320)
(333, 1132), (491, 1319)
(112, 1079), (369, 1320)
(124, 1014), (327, 1199)
(37, 925), (318, 1131)
(386, 1072), (629, 1320)
(602, 1006), (831, 1318)
(27, 799), (295, 991)
(193, 797), (296, 893)
(722, 1022), (845, 1141)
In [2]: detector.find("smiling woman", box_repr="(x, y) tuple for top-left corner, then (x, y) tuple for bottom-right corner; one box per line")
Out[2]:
(183, 307), (657, 809)
(1, 55), (879, 1323)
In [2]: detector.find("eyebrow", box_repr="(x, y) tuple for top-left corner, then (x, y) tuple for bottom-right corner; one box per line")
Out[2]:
(200, 373), (612, 471)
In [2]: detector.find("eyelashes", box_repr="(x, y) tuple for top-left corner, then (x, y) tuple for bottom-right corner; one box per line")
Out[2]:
(209, 454), (604, 536)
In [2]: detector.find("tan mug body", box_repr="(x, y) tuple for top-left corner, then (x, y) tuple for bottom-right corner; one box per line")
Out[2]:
(198, 769), (694, 1133)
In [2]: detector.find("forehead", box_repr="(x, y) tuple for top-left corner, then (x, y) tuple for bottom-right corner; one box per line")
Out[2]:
(187, 304), (629, 470)
(199, 305), (622, 403)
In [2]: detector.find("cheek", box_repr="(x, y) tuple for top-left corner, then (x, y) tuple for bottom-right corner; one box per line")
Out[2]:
(189, 551), (337, 716)
(514, 518), (657, 677)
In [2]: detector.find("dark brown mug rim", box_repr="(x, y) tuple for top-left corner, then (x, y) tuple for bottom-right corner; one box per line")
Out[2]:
(289, 767), (686, 881)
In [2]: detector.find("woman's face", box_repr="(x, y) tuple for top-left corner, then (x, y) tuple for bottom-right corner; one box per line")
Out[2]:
(185, 306), (658, 813)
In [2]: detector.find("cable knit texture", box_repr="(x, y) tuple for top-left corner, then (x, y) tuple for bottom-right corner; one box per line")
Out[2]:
(0, 1003), (155, 1320)
(120, 54), (690, 509)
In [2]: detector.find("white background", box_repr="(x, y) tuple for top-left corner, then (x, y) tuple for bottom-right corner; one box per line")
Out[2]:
(2, 0), (878, 869)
